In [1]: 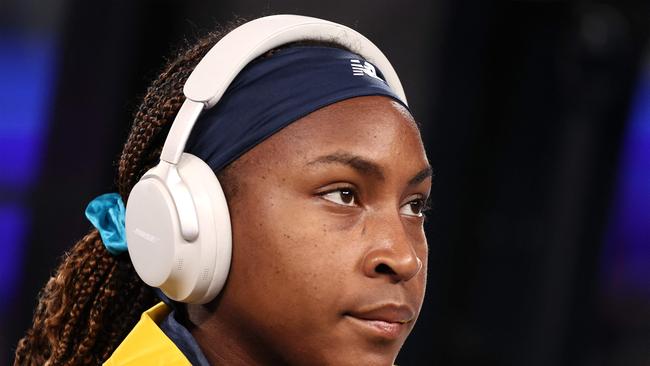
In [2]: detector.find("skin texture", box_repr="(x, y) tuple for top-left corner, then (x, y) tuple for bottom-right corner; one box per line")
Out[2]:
(187, 95), (432, 366)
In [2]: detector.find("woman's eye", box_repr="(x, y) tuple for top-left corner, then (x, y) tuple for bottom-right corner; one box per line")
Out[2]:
(400, 198), (429, 217)
(320, 188), (357, 206)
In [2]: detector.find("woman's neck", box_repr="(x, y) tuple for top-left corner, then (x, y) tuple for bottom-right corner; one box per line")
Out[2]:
(185, 302), (289, 366)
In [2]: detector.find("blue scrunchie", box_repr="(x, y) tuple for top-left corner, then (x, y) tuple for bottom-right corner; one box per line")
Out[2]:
(85, 193), (127, 255)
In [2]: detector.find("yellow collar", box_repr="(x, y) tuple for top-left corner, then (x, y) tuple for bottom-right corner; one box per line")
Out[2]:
(103, 302), (192, 366)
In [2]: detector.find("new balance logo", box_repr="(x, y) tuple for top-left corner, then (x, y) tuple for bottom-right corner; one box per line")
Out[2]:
(350, 59), (384, 82)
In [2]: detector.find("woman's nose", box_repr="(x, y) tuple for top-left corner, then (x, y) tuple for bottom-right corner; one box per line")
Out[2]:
(361, 214), (423, 283)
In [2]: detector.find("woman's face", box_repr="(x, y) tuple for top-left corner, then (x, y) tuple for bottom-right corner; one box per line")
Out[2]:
(193, 95), (431, 366)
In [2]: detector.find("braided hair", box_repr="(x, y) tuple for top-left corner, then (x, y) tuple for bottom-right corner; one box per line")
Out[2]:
(13, 19), (247, 366)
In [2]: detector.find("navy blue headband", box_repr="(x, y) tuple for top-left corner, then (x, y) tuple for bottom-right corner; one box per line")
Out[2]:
(185, 45), (408, 171)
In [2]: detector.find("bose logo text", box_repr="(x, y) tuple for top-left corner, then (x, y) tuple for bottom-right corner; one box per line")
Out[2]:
(350, 59), (384, 82)
(134, 228), (160, 243)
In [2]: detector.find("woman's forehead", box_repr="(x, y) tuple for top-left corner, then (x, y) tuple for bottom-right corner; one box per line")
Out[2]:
(240, 96), (426, 171)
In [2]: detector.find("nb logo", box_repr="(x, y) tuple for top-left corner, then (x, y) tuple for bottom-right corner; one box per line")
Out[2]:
(350, 59), (384, 82)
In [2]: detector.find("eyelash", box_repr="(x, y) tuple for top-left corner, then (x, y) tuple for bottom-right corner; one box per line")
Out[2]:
(318, 186), (431, 218)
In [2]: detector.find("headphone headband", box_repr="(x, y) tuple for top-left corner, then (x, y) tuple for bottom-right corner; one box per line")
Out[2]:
(186, 15), (407, 107)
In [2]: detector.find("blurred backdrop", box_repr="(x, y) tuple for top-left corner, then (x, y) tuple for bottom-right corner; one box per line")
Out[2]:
(1, 0), (649, 365)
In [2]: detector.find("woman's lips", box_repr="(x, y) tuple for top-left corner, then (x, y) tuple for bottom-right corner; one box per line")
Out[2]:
(344, 304), (415, 339)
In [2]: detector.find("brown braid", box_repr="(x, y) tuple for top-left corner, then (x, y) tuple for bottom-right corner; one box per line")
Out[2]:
(13, 18), (248, 366)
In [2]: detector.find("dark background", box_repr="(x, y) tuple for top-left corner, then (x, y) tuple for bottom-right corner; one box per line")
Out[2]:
(1, 0), (649, 365)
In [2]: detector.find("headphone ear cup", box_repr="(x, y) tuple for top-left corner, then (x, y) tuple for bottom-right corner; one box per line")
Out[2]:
(174, 153), (232, 303)
(125, 153), (232, 304)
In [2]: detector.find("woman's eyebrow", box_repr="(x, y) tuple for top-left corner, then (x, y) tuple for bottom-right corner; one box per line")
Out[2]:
(409, 166), (433, 186)
(305, 151), (432, 185)
(306, 152), (385, 180)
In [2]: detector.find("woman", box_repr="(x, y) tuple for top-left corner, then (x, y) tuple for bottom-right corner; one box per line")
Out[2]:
(14, 15), (431, 365)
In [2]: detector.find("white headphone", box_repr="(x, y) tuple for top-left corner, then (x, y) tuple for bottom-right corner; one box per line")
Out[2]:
(124, 14), (408, 304)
